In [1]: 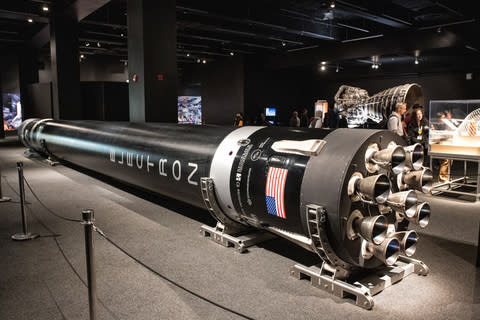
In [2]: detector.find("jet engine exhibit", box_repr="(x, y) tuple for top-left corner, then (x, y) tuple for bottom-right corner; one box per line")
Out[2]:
(334, 83), (424, 128)
(19, 118), (432, 309)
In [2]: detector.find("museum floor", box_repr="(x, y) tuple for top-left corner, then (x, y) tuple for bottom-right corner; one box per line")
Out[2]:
(0, 135), (479, 320)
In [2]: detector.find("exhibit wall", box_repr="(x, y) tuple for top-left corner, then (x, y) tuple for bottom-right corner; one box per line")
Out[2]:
(245, 65), (315, 125)
(245, 67), (480, 125)
(0, 55), (20, 95)
(25, 83), (53, 119)
(200, 56), (245, 125)
(39, 57), (128, 83)
(81, 82), (129, 121)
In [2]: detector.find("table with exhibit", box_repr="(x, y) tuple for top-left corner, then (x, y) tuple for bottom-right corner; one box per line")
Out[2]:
(428, 99), (480, 201)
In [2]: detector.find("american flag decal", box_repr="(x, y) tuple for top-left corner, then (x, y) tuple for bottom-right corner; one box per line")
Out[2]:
(265, 167), (288, 219)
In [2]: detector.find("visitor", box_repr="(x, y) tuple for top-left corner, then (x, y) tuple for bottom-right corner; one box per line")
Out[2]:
(299, 108), (309, 127)
(233, 112), (244, 127)
(388, 102), (407, 137)
(289, 111), (300, 127)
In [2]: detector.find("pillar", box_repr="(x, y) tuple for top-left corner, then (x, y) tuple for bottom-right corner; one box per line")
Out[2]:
(127, 0), (178, 123)
(49, 4), (82, 120)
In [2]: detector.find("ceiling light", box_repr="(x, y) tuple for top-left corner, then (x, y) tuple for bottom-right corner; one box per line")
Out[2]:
(336, 66), (339, 72)
(282, 42), (286, 46)
(97, 42), (101, 47)
(321, 61), (326, 65)
(80, 54), (85, 58)
(230, 51), (234, 56)
(414, 58), (419, 65)
(320, 65), (326, 71)
(27, 18), (33, 23)
(202, 59), (206, 64)
(120, 33), (124, 37)
(186, 53), (190, 57)
(85, 42), (90, 47)
(330, 1), (335, 8)
(196, 58), (201, 63)
(42, 6), (49, 12)
(126, 79), (129, 83)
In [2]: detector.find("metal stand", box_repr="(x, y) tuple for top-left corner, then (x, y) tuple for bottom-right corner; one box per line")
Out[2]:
(290, 256), (429, 310)
(199, 177), (276, 252)
(200, 222), (276, 253)
(45, 157), (60, 166)
(82, 209), (97, 320)
(11, 162), (38, 241)
(430, 154), (480, 201)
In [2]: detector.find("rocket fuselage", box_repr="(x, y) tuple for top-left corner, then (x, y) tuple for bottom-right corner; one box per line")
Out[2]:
(19, 119), (426, 272)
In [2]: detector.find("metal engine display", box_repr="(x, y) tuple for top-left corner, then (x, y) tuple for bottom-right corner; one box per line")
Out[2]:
(334, 83), (424, 128)
(19, 119), (432, 278)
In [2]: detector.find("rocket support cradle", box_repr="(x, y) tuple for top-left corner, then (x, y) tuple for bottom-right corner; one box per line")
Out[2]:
(19, 119), (432, 306)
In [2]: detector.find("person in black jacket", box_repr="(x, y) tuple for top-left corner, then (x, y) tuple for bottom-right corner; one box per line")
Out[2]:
(407, 108), (428, 146)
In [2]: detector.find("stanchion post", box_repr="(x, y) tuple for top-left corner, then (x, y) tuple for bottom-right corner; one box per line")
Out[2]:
(11, 162), (38, 240)
(82, 209), (97, 320)
(0, 165), (11, 202)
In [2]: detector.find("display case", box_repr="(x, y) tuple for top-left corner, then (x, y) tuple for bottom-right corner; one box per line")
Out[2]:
(429, 100), (480, 158)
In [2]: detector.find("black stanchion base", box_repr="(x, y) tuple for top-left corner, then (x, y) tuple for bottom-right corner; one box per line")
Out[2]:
(0, 197), (11, 202)
(11, 233), (39, 241)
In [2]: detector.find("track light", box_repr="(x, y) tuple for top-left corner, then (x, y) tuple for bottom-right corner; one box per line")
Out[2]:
(336, 66), (339, 72)
(186, 53), (190, 57)
(330, 1), (335, 8)
(414, 58), (419, 65)
(282, 42), (286, 46)
(320, 65), (326, 71)
(97, 42), (101, 47)
(42, 6), (49, 12)
(321, 61), (326, 65)
(230, 51), (234, 56)
(202, 59), (206, 64)
(196, 58), (201, 63)
(80, 54), (85, 59)
(27, 18), (33, 23)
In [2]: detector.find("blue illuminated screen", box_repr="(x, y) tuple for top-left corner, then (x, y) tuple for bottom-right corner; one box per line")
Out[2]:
(265, 107), (276, 117)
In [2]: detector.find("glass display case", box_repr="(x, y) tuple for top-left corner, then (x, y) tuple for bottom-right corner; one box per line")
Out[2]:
(429, 100), (480, 158)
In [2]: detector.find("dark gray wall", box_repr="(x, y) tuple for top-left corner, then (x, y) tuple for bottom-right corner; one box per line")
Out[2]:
(81, 82), (129, 121)
(80, 56), (128, 82)
(201, 56), (245, 125)
(26, 83), (53, 119)
(0, 56), (20, 94)
(39, 57), (128, 83)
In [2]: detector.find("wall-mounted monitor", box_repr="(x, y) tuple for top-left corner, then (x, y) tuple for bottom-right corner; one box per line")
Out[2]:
(2, 93), (22, 131)
(178, 96), (202, 124)
(265, 107), (276, 117)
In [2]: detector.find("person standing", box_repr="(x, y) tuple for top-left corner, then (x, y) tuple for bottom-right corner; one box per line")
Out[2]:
(233, 112), (244, 126)
(289, 111), (300, 127)
(299, 108), (309, 127)
(388, 102), (407, 136)
(407, 108), (428, 146)
(403, 104), (421, 135)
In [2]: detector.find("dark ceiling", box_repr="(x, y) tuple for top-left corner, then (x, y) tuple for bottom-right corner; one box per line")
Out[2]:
(1, 0), (479, 73)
